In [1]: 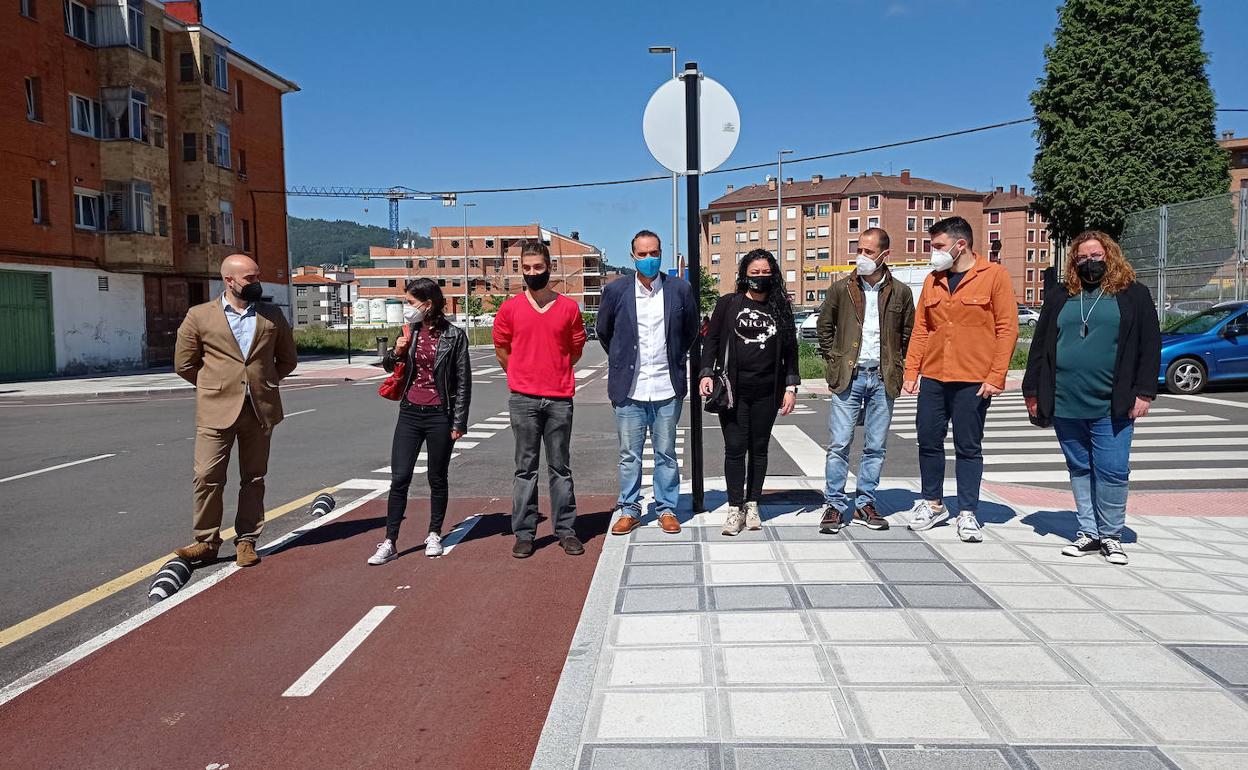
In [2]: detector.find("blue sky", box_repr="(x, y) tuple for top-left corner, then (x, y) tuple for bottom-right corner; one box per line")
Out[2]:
(210, 0), (1248, 268)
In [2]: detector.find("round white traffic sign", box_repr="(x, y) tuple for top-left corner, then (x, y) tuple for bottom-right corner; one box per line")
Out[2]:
(643, 76), (740, 174)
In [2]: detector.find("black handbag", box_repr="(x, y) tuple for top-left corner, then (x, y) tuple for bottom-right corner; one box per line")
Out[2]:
(704, 299), (736, 414)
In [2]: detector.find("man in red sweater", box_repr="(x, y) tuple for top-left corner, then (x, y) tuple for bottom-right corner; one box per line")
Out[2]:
(493, 239), (588, 558)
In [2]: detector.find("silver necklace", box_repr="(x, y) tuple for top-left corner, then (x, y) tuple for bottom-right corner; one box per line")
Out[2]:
(1079, 287), (1104, 339)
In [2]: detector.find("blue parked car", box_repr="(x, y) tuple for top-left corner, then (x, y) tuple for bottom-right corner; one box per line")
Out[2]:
(1159, 301), (1248, 394)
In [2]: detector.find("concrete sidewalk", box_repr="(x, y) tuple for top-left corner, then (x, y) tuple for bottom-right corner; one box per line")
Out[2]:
(535, 476), (1248, 770)
(0, 356), (386, 400)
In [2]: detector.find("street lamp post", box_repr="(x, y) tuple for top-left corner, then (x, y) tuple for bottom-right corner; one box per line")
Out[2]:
(777, 149), (792, 297)
(463, 202), (476, 324)
(649, 45), (678, 273)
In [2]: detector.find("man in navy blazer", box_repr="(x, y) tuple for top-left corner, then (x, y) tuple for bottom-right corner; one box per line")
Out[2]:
(597, 230), (700, 535)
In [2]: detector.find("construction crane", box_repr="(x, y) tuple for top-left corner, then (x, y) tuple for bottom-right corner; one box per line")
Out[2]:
(284, 186), (456, 247)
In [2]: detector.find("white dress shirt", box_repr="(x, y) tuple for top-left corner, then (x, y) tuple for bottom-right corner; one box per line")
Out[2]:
(222, 294), (257, 357)
(629, 274), (676, 401)
(858, 276), (882, 368)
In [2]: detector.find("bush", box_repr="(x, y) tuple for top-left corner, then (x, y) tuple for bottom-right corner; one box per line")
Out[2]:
(295, 324), (494, 354)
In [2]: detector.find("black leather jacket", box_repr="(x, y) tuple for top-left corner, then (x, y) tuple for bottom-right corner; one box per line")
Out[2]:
(381, 322), (471, 433)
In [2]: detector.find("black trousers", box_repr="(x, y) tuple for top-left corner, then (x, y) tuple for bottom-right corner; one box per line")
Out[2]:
(387, 401), (453, 545)
(916, 378), (991, 512)
(719, 391), (779, 507)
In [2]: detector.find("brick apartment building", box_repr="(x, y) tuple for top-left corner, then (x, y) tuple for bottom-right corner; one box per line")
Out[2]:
(701, 171), (987, 307)
(1221, 131), (1248, 192)
(358, 225), (604, 314)
(292, 264), (356, 328)
(1, 0), (297, 378)
(984, 184), (1053, 306)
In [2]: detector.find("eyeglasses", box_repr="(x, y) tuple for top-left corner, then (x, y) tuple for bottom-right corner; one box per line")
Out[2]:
(1073, 253), (1105, 265)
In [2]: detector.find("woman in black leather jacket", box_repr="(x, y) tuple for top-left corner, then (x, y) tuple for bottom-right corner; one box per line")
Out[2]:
(368, 278), (471, 564)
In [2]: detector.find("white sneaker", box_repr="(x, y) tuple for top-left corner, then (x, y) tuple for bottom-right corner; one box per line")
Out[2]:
(1101, 538), (1128, 565)
(907, 500), (950, 531)
(744, 501), (762, 530)
(1062, 533), (1101, 557)
(424, 532), (444, 557)
(722, 507), (745, 536)
(956, 511), (983, 543)
(367, 539), (397, 565)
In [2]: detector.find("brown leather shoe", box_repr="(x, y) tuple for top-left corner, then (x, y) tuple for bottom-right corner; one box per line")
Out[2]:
(174, 541), (220, 563)
(560, 535), (585, 556)
(611, 514), (641, 535)
(658, 513), (681, 534)
(852, 503), (890, 530)
(235, 540), (261, 567)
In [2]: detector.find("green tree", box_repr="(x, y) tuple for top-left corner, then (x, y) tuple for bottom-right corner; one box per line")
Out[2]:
(1030, 0), (1229, 243)
(698, 270), (721, 315)
(487, 293), (508, 312)
(467, 295), (484, 317)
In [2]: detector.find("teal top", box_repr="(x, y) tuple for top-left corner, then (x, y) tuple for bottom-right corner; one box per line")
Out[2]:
(1055, 288), (1120, 419)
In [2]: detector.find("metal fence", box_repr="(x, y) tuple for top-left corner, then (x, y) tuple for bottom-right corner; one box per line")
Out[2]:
(1121, 190), (1248, 321)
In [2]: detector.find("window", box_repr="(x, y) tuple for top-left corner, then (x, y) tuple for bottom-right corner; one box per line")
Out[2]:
(1026, 288), (1034, 303)
(151, 114), (165, 148)
(923, 217), (935, 230)
(785, 270), (796, 283)
(451, 259), (461, 268)
(868, 195), (880, 210)
(817, 204), (829, 216)
(238, 149), (247, 175)
(1027, 229), (1036, 243)
(32, 179), (48, 224)
(710, 253), (720, 264)
(940, 197), (952, 212)
(767, 208), (777, 221)
(804, 205), (815, 217)
(906, 238), (917, 253)
(25, 77), (42, 121)
(73, 189), (101, 230)
(767, 229), (777, 241)
(848, 218), (859, 233)
(923, 196), (934, 211)
(149, 25), (161, 61)
(215, 123), (230, 167)
(235, 79), (245, 111)
(735, 232), (747, 243)
(816, 248), (829, 260)
(1040, 229), (1049, 243)
(922, 238), (931, 253)
(69, 93), (101, 136)
(179, 52), (195, 82)
(867, 217), (879, 229)
(296, 286), (308, 297)
(989, 211), (1000, 224)
(748, 209), (759, 222)
(101, 87), (148, 141)
(805, 248), (815, 259)
(906, 216), (916, 231)
(208, 213), (218, 244)
(711, 214), (720, 225)
(220, 201), (234, 245)
(734, 211), (746, 223)
(1027, 210), (1036, 223)
(711, 234), (720, 245)
(186, 214), (200, 243)
(182, 133), (196, 161)
(806, 291), (815, 302)
(206, 132), (214, 164)
(786, 206), (796, 219)
(848, 239), (858, 254)
(785, 249), (796, 261)
(785, 228), (796, 241)
(988, 230), (1000, 244)
(1026, 269), (1035, 282)
(213, 46), (229, 92)
(1026, 248), (1035, 262)
(98, 276), (108, 291)
(126, 0), (145, 50)
(907, 195), (917, 210)
(20, 0), (36, 19)
(817, 225), (829, 237)
(748, 230), (759, 242)
(848, 197), (860, 212)
(1039, 249), (1048, 262)
(817, 289), (827, 301)
(157, 204), (168, 237)
(64, 0), (96, 44)
(104, 181), (153, 233)
(805, 227), (816, 239)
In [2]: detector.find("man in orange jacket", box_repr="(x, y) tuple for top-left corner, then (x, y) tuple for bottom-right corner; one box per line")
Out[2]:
(903, 216), (1019, 542)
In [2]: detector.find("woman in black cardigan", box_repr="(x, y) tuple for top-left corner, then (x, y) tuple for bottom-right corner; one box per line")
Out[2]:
(1023, 231), (1160, 566)
(699, 249), (800, 535)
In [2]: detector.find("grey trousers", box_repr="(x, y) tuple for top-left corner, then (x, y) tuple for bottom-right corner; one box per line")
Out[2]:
(510, 392), (578, 540)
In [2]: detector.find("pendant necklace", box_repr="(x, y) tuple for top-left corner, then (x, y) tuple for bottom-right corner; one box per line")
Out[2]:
(1079, 287), (1104, 339)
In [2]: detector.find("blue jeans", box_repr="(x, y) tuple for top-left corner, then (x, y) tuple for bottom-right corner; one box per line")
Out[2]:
(1052, 416), (1134, 540)
(824, 368), (893, 512)
(614, 396), (683, 516)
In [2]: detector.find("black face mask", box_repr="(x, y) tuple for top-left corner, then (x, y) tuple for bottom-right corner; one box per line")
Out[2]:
(523, 270), (551, 291)
(1076, 260), (1106, 284)
(234, 281), (264, 303)
(746, 275), (774, 293)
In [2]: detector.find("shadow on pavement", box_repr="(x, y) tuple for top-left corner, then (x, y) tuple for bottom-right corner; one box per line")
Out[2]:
(1023, 509), (1138, 543)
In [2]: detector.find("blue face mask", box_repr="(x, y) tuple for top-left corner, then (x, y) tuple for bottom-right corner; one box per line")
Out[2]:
(635, 256), (662, 278)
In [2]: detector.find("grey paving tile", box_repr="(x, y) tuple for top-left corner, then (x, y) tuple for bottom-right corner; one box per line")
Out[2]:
(874, 746), (1016, 770)
(721, 688), (844, 737)
(1020, 611), (1147, 642)
(844, 525), (920, 541)
(770, 526), (849, 541)
(604, 647), (708, 687)
(632, 526), (698, 543)
(915, 610), (1033, 642)
(1113, 689), (1248, 743)
(591, 690), (714, 740)
(828, 644), (954, 684)
(1161, 748), (1248, 770)
(709, 585), (800, 611)
(612, 614), (704, 646)
(623, 564), (702, 587)
(726, 745), (862, 770)
(1058, 643), (1213, 686)
(580, 745), (716, 770)
(712, 612), (812, 644)
(1019, 746), (1173, 770)
(812, 609), (922, 642)
(1127, 614), (1248, 644)
(979, 688), (1137, 742)
(856, 541), (943, 561)
(800, 583), (897, 609)
(628, 544), (701, 563)
(847, 688), (996, 741)
(719, 646), (829, 685)
(892, 583), (1001, 610)
(942, 643), (1082, 684)
(1170, 645), (1248, 687)
(870, 560), (968, 583)
(619, 586), (704, 614)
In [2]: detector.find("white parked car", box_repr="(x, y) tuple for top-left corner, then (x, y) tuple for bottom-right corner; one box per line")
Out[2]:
(1018, 307), (1041, 327)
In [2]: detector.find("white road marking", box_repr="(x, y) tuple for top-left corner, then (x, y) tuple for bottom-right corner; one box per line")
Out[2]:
(470, 422), (503, 430)
(337, 478), (391, 490)
(0, 454), (116, 484)
(461, 431), (497, 439)
(475, 367), (502, 376)
(1162, 394), (1248, 409)
(985, 467), (1248, 483)
(281, 606), (395, 697)
(285, 409), (317, 418)
(980, 437), (1248, 451)
(983, 450), (1248, 465)
(897, 424), (1248, 439)
(482, 417), (510, 424)
(455, 441), (479, 449)
(771, 425), (827, 476)
(891, 414), (1222, 429)
(575, 368), (595, 379)
(440, 514), (482, 556)
(642, 458), (685, 469)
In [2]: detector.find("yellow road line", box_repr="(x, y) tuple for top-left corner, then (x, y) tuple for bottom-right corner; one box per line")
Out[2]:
(0, 486), (338, 651)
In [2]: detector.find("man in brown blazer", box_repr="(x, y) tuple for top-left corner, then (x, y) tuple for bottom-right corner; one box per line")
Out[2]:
(172, 254), (298, 566)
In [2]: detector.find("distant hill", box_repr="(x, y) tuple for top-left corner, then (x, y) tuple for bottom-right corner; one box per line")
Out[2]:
(287, 216), (432, 268)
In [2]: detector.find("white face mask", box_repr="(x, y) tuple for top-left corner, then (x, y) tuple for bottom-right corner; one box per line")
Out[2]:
(856, 254), (883, 276)
(403, 305), (426, 323)
(929, 246), (957, 272)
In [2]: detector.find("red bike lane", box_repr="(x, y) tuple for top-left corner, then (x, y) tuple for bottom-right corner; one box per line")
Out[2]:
(0, 495), (614, 769)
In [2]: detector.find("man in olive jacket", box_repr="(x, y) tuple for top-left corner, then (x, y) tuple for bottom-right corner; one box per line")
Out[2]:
(816, 228), (914, 534)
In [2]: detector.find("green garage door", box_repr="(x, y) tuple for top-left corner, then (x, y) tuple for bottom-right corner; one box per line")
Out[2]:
(0, 270), (55, 380)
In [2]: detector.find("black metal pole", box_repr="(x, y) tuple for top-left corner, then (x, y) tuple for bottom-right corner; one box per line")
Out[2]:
(684, 62), (705, 514)
(346, 288), (352, 365)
